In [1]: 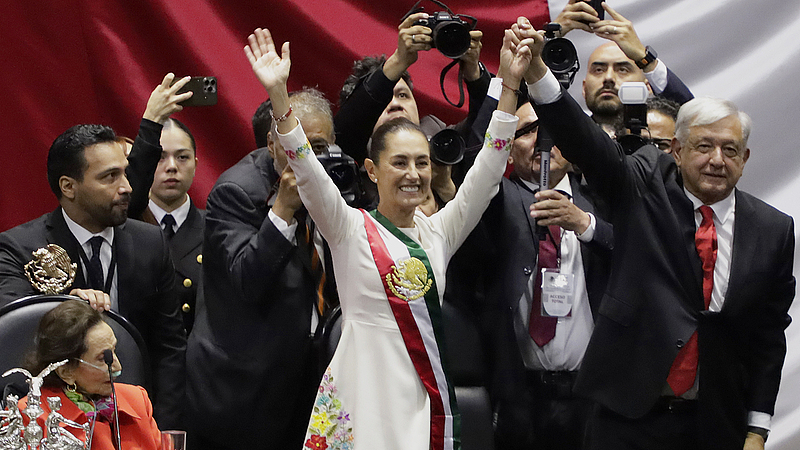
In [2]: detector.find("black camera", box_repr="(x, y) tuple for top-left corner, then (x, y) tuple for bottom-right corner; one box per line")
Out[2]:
(429, 128), (464, 165)
(316, 144), (363, 206)
(541, 23), (580, 89)
(415, 11), (476, 59)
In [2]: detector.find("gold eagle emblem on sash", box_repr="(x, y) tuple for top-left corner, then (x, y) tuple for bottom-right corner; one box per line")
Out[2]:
(24, 244), (76, 294)
(386, 257), (432, 301)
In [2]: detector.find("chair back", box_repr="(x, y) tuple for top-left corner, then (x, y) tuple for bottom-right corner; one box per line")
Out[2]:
(0, 294), (150, 405)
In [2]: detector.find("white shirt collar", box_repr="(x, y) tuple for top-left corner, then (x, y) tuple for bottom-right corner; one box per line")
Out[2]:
(519, 174), (572, 196)
(683, 188), (736, 225)
(61, 209), (115, 246)
(148, 196), (191, 229)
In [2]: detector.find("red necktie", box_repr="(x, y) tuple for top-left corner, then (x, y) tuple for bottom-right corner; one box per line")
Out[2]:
(667, 205), (717, 395)
(529, 225), (561, 347)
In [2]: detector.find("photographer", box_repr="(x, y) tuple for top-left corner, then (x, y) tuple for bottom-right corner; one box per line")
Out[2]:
(552, 1), (693, 127)
(335, 11), (491, 208)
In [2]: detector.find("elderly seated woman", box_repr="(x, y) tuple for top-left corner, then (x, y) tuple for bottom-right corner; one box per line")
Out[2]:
(20, 300), (161, 450)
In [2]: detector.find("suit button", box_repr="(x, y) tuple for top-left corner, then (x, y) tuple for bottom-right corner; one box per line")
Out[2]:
(196, 254), (203, 264)
(523, 266), (533, 276)
(183, 278), (193, 288)
(182, 303), (191, 313)
(676, 339), (685, 348)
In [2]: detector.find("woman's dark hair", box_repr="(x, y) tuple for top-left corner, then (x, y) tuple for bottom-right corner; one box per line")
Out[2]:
(368, 117), (427, 164)
(27, 300), (105, 387)
(164, 118), (197, 154)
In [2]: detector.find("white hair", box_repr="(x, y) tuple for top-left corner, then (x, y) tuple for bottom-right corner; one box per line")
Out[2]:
(674, 97), (752, 148)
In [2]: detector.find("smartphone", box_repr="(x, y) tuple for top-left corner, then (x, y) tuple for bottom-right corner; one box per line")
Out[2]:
(584, 0), (605, 21)
(172, 76), (218, 107)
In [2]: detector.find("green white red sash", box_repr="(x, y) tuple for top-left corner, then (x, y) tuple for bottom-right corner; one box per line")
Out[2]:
(361, 209), (460, 450)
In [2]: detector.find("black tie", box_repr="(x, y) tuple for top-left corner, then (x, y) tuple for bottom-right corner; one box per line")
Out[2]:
(161, 214), (176, 240)
(87, 236), (105, 291)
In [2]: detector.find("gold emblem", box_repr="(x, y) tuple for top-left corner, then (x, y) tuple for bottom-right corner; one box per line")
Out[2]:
(386, 257), (432, 301)
(24, 244), (76, 294)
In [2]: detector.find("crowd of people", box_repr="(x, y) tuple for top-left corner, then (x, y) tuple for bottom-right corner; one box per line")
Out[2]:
(0, 1), (795, 450)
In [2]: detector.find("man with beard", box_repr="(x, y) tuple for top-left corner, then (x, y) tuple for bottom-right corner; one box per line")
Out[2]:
(553, 1), (693, 129)
(0, 124), (186, 429)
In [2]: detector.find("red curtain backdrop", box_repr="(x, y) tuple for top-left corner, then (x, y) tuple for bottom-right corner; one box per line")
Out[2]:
(0, 0), (549, 231)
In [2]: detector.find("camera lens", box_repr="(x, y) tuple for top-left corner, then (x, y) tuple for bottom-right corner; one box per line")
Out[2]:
(433, 22), (471, 59)
(542, 39), (578, 73)
(430, 128), (465, 165)
(328, 164), (354, 190)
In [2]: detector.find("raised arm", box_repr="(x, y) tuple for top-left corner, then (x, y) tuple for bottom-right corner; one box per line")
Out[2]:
(127, 74), (192, 219)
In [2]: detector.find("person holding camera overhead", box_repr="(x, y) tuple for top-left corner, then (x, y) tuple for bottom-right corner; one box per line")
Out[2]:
(335, 6), (491, 211)
(244, 21), (530, 449)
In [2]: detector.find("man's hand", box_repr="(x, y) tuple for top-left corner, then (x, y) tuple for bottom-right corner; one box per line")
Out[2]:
(142, 73), (193, 124)
(384, 12), (432, 81)
(499, 27), (536, 87)
(743, 432), (766, 450)
(553, 0), (599, 36)
(591, 4), (651, 71)
(510, 17), (548, 85)
(459, 30), (484, 82)
(244, 27), (291, 94)
(271, 166), (302, 224)
(530, 190), (591, 234)
(430, 162), (456, 203)
(69, 288), (111, 312)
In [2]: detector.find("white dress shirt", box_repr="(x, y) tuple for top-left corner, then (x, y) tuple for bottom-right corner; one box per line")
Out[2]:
(62, 209), (118, 310)
(514, 175), (595, 371)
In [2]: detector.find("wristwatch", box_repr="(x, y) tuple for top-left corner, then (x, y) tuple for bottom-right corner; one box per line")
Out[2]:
(748, 426), (770, 443)
(636, 45), (658, 69)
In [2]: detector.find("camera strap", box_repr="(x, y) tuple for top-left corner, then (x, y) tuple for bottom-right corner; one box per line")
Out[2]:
(440, 59), (466, 108)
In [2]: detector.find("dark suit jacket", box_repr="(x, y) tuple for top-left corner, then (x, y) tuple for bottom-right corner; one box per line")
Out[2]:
(534, 89), (795, 449)
(186, 148), (328, 450)
(0, 209), (187, 429)
(142, 202), (205, 334)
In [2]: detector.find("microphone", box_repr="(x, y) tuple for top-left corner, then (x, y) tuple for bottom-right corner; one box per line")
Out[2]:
(103, 349), (122, 450)
(535, 127), (553, 238)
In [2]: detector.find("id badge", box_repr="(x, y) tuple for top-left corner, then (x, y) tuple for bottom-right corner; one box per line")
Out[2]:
(540, 269), (574, 317)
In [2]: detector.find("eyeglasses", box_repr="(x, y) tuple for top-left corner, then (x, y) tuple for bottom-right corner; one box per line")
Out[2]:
(651, 138), (672, 152)
(514, 120), (539, 140)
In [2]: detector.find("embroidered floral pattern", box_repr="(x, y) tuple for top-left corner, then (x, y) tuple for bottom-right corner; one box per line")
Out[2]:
(306, 368), (354, 449)
(296, 141), (312, 159)
(485, 131), (511, 153)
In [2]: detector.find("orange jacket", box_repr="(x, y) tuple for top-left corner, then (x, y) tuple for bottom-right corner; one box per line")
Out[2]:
(21, 383), (162, 450)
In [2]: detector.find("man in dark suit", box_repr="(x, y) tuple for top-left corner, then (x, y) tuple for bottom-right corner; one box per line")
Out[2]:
(186, 88), (338, 450)
(519, 19), (795, 450)
(0, 124), (186, 429)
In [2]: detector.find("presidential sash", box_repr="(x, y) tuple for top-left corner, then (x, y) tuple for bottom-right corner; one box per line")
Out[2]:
(361, 209), (461, 450)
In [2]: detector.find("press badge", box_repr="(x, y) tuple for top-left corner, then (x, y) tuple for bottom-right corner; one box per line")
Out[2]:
(540, 269), (574, 317)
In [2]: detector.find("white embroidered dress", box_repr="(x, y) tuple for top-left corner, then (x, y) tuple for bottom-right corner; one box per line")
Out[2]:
(278, 111), (517, 450)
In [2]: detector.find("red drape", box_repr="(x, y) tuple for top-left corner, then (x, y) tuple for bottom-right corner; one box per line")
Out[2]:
(0, 0), (548, 231)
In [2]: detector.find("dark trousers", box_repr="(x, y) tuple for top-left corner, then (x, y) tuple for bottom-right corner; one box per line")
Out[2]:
(586, 399), (700, 450)
(495, 371), (592, 450)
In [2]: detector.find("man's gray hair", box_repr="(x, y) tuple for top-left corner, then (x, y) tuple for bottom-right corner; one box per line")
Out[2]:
(268, 87), (333, 141)
(675, 97), (752, 147)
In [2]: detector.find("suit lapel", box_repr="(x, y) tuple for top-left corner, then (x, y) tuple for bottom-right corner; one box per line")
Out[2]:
(45, 208), (87, 288)
(113, 221), (134, 317)
(723, 190), (755, 309)
(668, 174), (705, 308)
(510, 175), (540, 247)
